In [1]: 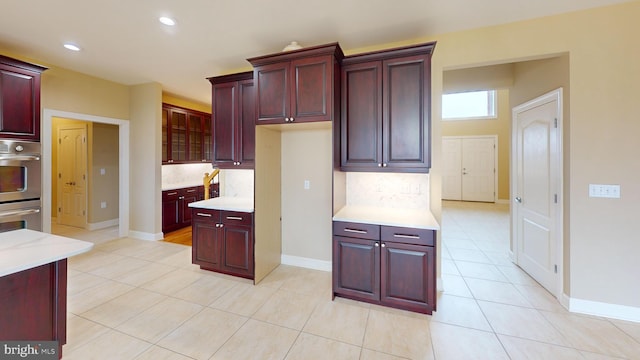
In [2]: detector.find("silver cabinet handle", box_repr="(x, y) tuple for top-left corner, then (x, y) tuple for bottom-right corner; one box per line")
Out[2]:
(196, 212), (212, 217)
(393, 234), (420, 240)
(186, 189), (196, 193)
(374, 243), (379, 247)
(381, 243), (386, 248)
(343, 228), (367, 234)
(0, 208), (40, 218)
(226, 216), (243, 221)
(290, 117), (294, 122)
(378, 163), (382, 167)
(515, 197), (522, 203)
(382, 163), (387, 167)
(0, 155), (40, 161)
(167, 192), (178, 196)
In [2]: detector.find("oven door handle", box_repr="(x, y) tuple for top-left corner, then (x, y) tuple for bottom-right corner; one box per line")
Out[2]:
(0, 208), (41, 218)
(0, 155), (41, 161)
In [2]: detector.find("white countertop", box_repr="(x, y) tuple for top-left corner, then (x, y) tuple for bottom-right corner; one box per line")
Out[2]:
(188, 196), (254, 212)
(0, 229), (94, 277)
(333, 205), (440, 230)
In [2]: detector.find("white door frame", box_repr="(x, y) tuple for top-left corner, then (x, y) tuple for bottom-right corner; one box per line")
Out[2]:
(443, 135), (498, 202)
(511, 88), (563, 299)
(43, 109), (130, 238)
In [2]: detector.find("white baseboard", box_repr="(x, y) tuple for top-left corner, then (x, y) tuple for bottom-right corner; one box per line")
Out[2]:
(87, 218), (119, 231)
(281, 254), (332, 272)
(568, 296), (640, 322)
(128, 230), (163, 241)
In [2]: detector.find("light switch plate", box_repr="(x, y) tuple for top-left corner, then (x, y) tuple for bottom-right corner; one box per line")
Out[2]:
(589, 184), (621, 198)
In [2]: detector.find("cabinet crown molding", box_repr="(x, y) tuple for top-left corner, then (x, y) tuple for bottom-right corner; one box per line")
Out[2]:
(247, 42), (344, 66)
(207, 71), (253, 85)
(342, 41), (436, 65)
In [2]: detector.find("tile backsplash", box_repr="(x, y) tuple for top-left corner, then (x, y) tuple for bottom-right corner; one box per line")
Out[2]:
(220, 169), (254, 198)
(162, 163), (218, 190)
(346, 172), (429, 209)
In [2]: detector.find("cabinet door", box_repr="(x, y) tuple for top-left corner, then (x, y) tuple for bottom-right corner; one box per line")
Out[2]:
(181, 188), (199, 225)
(192, 211), (222, 268)
(170, 109), (187, 162)
(203, 114), (212, 162)
(382, 55), (431, 170)
(254, 62), (289, 124)
(0, 65), (41, 140)
(188, 113), (203, 161)
(212, 81), (238, 167)
(161, 191), (180, 233)
(222, 225), (254, 278)
(380, 242), (435, 313)
(333, 236), (380, 302)
(238, 79), (255, 167)
(290, 55), (332, 122)
(341, 61), (383, 170)
(162, 108), (169, 162)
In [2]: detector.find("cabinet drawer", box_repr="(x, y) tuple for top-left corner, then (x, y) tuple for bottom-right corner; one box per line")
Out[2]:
(192, 208), (219, 221)
(163, 190), (180, 201)
(221, 211), (253, 226)
(333, 221), (380, 240)
(381, 226), (434, 246)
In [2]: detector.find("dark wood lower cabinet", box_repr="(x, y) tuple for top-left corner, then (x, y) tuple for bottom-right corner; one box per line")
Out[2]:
(0, 260), (67, 358)
(192, 209), (254, 279)
(333, 221), (436, 314)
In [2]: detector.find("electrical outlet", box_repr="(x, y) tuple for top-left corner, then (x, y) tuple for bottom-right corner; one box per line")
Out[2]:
(100, 201), (107, 208)
(589, 184), (621, 198)
(100, 168), (106, 175)
(304, 180), (310, 190)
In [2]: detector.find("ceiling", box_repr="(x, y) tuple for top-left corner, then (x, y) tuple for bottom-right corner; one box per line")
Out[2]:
(0, 0), (632, 105)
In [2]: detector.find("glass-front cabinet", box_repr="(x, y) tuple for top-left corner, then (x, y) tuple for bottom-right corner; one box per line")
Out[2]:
(162, 103), (211, 164)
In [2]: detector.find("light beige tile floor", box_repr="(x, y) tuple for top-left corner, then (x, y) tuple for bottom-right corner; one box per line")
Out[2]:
(53, 202), (640, 359)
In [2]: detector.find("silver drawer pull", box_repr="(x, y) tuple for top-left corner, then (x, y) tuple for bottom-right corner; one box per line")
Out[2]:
(226, 216), (243, 221)
(167, 192), (178, 196)
(0, 208), (40, 218)
(393, 234), (420, 239)
(344, 228), (367, 234)
(196, 213), (212, 217)
(186, 189), (196, 193)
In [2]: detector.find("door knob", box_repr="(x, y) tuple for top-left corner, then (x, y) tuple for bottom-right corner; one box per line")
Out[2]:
(515, 197), (522, 203)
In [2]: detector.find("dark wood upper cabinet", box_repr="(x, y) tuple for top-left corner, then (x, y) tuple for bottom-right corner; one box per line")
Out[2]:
(248, 43), (343, 125)
(340, 42), (435, 173)
(0, 55), (47, 141)
(209, 71), (255, 169)
(162, 103), (211, 164)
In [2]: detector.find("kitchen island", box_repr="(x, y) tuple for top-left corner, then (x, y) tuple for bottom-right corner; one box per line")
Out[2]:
(0, 229), (93, 358)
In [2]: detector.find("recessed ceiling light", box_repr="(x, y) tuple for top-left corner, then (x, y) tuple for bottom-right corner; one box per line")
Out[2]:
(63, 43), (81, 51)
(159, 16), (176, 26)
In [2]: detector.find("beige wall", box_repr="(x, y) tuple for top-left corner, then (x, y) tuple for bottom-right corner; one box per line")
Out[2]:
(89, 123), (119, 223)
(442, 89), (511, 200)
(129, 83), (163, 238)
(162, 93), (210, 113)
(281, 127), (333, 262)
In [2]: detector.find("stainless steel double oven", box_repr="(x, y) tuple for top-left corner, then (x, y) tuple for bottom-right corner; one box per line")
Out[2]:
(0, 140), (42, 233)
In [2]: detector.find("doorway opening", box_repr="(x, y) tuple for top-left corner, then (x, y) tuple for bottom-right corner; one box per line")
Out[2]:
(42, 109), (130, 239)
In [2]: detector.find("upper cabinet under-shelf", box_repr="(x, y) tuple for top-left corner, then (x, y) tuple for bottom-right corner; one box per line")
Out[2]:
(340, 42), (436, 173)
(162, 103), (211, 164)
(247, 43), (344, 125)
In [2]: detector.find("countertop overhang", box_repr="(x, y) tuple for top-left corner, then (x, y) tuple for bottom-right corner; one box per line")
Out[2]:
(0, 229), (94, 277)
(333, 205), (440, 230)
(188, 196), (254, 212)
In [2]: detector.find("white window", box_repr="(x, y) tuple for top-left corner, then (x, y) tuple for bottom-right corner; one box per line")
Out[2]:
(442, 90), (496, 120)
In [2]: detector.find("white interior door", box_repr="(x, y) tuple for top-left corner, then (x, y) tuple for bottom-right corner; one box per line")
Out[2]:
(462, 137), (495, 202)
(513, 89), (562, 296)
(442, 138), (462, 200)
(58, 126), (87, 228)
(443, 136), (495, 202)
